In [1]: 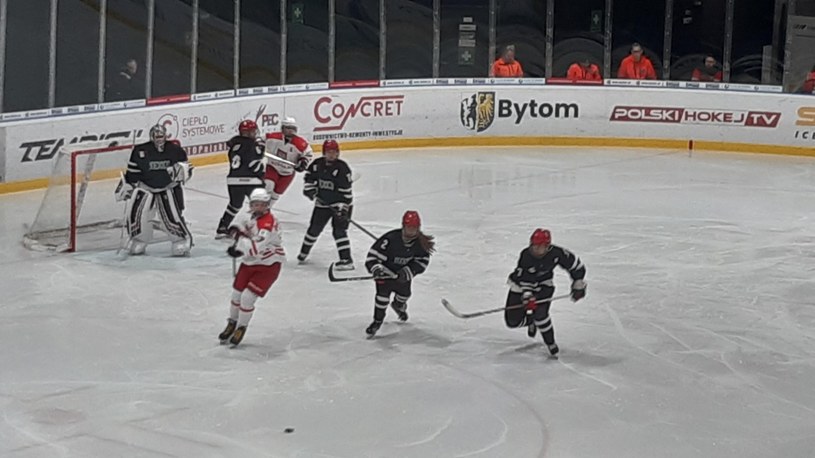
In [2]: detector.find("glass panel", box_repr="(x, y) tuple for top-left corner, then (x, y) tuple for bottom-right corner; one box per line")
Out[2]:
(553, 0), (605, 77)
(336, 0), (380, 81)
(4, 0), (50, 111)
(385, 0), (433, 79)
(439, 0), (489, 78)
(105, 0), (148, 102)
(197, 0), (235, 92)
(732, 0), (775, 83)
(152, 0), (193, 97)
(496, 0), (545, 77)
(670, 0), (725, 81)
(287, 0), (329, 83)
(611, 0), (665, 79)
(240, 0), (281, 88)
(56, 0), (101, 107)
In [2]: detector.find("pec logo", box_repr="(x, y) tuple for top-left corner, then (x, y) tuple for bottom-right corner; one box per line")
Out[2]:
(460, 92), (495, 133)
(156, 113), (179, 140)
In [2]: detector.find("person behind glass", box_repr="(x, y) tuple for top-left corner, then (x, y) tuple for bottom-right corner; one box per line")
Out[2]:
(691, 55), (723, 82)
(107, 58), (142, 101)
(491, 45), (524, 78)
(799, 65), (815, 94)
(617, 43), (657, 80)
(566, 58), (602, 82)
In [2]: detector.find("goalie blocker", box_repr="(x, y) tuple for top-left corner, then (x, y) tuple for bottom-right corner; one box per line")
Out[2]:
(116, 124), (193, 256)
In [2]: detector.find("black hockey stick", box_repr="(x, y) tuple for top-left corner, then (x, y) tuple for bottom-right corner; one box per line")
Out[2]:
(349, 219), (379, 240)
(441, 294), (572, 319)
(328, 262), (396, 282)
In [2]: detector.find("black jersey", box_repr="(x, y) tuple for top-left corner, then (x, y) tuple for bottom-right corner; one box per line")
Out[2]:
(365, 229), (431, 277)
(124, 141), (188, 190)
(304, 157), (353, 207)
(226, 135), (265, 185)
(508, 245), (585, 294)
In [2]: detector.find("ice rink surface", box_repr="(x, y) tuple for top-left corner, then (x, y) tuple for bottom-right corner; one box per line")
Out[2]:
(1, 146), (815, 458)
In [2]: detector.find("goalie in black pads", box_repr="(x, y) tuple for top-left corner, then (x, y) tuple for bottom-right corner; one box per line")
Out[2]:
(116, 124), (192, 256)
(363, 211), (435, 337)
(297, 139), (354, 268)
(216, 119), (266, 239)
(506, 228), (586, 357)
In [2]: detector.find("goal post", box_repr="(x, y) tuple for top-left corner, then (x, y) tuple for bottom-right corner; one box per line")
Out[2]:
(23, 142), (135, 252)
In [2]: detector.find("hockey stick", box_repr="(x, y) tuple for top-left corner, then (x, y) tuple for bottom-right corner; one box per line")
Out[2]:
(349, 219), (379, 241)
(328, 262), (396, 282)
(264, 153), (297, 168)
(441, 294), (572, 319)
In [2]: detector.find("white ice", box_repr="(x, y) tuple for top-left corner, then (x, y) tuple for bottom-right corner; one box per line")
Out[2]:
(1, 146), (815, 458)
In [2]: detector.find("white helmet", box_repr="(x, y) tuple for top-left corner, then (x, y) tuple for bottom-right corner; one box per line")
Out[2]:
(249, 188), (271, 203)
(281, 116), (297, 131)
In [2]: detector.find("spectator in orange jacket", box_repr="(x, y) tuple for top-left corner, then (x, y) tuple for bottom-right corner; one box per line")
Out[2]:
(567, 58), (602, 81)
(691, 55), (723, 82)
(617, 43), (657, 80)
(799, 65), (815, 94)
(491, 45), (524, 78)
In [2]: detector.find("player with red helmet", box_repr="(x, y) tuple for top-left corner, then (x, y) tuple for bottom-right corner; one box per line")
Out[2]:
(263, 117), (313, 206)
(506, 228), (587, 357)
(297, 139), (355, 268)
(363, 210), (435, 337)
(216, 119), (266, 238)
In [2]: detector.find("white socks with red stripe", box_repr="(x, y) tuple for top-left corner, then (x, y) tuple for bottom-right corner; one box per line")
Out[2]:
(237, 289), (259, 327)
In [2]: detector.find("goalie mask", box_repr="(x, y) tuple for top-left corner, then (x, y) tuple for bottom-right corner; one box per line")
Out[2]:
(150, 124), (168, 151)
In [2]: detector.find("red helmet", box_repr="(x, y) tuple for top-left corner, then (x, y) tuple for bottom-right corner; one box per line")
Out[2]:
(238, 119), (258, 133)
(323, 139), (340, 154)
(530, 228), (551, 246)
(402, 210), (421, 228)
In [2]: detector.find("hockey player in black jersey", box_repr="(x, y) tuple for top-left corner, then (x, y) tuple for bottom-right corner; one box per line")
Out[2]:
(506, 229), (587, 356)
(216, 119), (266, 238)
(296, 139), (354, 269)
(115, 124), (193, 256)
(363, 211), (435, 337)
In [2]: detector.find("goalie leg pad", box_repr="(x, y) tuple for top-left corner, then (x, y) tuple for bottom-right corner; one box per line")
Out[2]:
(127, 187), (155, 242)
(156, 188), (191, 242)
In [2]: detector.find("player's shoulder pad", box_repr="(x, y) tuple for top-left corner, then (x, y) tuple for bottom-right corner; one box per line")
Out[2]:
(257, 212), (277, 230)
(291, 135), (311, 151)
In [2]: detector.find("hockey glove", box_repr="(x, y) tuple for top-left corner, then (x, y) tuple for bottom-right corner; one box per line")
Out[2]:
(371, 264), (394, 280)
(295, 157), (309, 172)
(303, 188), (317, 201)
(114, 178), (134, 202)
(571, 279), (587, 302)
(397, 266), (413, 284)
(227, 245), (244, 258)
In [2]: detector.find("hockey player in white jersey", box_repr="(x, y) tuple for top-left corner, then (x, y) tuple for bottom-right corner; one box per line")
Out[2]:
(218, 188), (286, 346)
(115, 124), (193, 256)
(263, 117), (313, 206)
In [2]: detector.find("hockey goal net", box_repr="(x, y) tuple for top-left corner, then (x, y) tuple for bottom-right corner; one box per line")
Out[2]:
(23, 142), (134, 252)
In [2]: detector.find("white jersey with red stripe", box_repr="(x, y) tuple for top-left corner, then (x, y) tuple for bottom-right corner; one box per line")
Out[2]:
(229, 209), (286, 266)
(264, 132), (313, 176)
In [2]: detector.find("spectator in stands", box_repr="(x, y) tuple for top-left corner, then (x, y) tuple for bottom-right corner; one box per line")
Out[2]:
(691, 55), (723, 82)
(567, 58), (602, 81)
(617, 43), (657, 80)
(798, 64), (815, 94)
(107, 58), (143, 101)
(491, 45), (524, 78)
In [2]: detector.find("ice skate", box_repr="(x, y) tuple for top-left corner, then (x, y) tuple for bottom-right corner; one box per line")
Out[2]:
(547, 343), (559, 358)
(230, 326), (247, 346)
(365, 320), (382, 337)
(334, 258), (354, 271)
(215, 227), (230, 240)
(219, 319), (237, 343)
(390, 301), (408, 322)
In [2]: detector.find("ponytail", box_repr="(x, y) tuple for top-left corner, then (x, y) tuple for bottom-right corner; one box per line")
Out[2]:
(417, 231), (436, 254)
